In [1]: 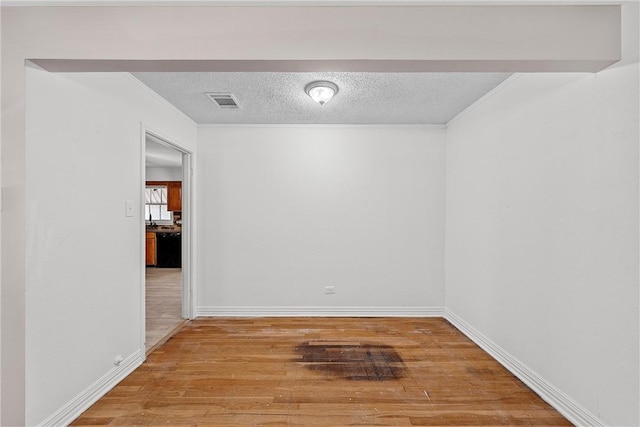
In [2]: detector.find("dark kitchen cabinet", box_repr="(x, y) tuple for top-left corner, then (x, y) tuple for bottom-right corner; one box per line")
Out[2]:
(167, 182), (182, 212)
(145, 232), (156, 266)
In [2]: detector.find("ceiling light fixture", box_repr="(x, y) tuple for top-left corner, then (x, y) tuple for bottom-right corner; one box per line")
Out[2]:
(305, 81), (339, 105)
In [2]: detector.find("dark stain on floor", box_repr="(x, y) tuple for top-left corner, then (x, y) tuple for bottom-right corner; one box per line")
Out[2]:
(296, 342), (406, 380)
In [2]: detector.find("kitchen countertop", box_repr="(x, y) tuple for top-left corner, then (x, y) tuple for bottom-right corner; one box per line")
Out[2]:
(146, 227), (182, 233)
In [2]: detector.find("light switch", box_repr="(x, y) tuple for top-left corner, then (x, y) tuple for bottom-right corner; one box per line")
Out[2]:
(125, 200), (135, 217)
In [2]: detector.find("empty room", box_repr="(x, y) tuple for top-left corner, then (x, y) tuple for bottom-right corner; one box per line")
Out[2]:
(2, 1), (639, 426)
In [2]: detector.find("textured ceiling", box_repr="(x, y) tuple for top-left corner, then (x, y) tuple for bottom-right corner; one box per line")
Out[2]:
(132, 72), (511, 125)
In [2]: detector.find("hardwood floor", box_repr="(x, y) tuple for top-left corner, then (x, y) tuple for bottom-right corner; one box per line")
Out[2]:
(73, 317), (571, 426)
(145, 267), (185, 353)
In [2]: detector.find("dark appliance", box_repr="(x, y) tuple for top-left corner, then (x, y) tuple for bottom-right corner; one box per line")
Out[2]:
(156, 232), (181, 268)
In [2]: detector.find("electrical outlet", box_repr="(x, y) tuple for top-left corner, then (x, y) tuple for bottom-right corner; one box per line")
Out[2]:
(324, 286), (335, 294)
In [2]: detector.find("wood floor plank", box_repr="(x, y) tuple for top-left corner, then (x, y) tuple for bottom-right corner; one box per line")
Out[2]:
(145, 267), (184, 352)
(71, 318), (572, 426)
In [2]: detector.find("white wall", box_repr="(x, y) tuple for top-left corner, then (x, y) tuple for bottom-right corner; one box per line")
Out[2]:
(5, 4), (636, 425)
(197, 125), (445, 314)
(25, 68), (196, 425)
(146, 167), (182, 182)
(444, 5), (639, 425)
(2, 5), (625, 424)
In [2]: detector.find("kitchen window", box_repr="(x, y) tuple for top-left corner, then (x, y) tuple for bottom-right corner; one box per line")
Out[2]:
(145, 185), (172, 222)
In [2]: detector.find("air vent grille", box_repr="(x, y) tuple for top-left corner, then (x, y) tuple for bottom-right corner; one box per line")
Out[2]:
(206, 93), (240, 109)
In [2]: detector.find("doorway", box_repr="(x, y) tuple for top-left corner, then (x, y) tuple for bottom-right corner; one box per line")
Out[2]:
(143, 130), (193, 354)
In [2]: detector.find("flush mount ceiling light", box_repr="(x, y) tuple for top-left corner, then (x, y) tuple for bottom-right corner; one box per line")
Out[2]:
(305, 80), (339, 105)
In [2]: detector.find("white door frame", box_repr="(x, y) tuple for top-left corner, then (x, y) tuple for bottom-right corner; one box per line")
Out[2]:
(140, 125), (195, 356)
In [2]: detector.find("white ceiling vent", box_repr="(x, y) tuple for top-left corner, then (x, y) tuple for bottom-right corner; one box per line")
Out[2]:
(206, 92), (240, 109)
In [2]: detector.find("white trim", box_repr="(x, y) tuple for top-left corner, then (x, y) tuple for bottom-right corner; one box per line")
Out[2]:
(142, 126), (196, 337)
(197, 123), (447, 130)
(139, 124), (148, 355)
(444, 309), (605, 427)
(37, 310), (606, 426)
(180, 151), (195, 319)
(196, 306), (445, 317)
(38, 350), (144, 427)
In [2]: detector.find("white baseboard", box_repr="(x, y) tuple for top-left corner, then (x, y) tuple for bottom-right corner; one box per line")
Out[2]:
(444, 309), (604, 427)
(39, 310), (603, 427)
(196, 306), (444, 317)
(39, 349), (144, 427)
